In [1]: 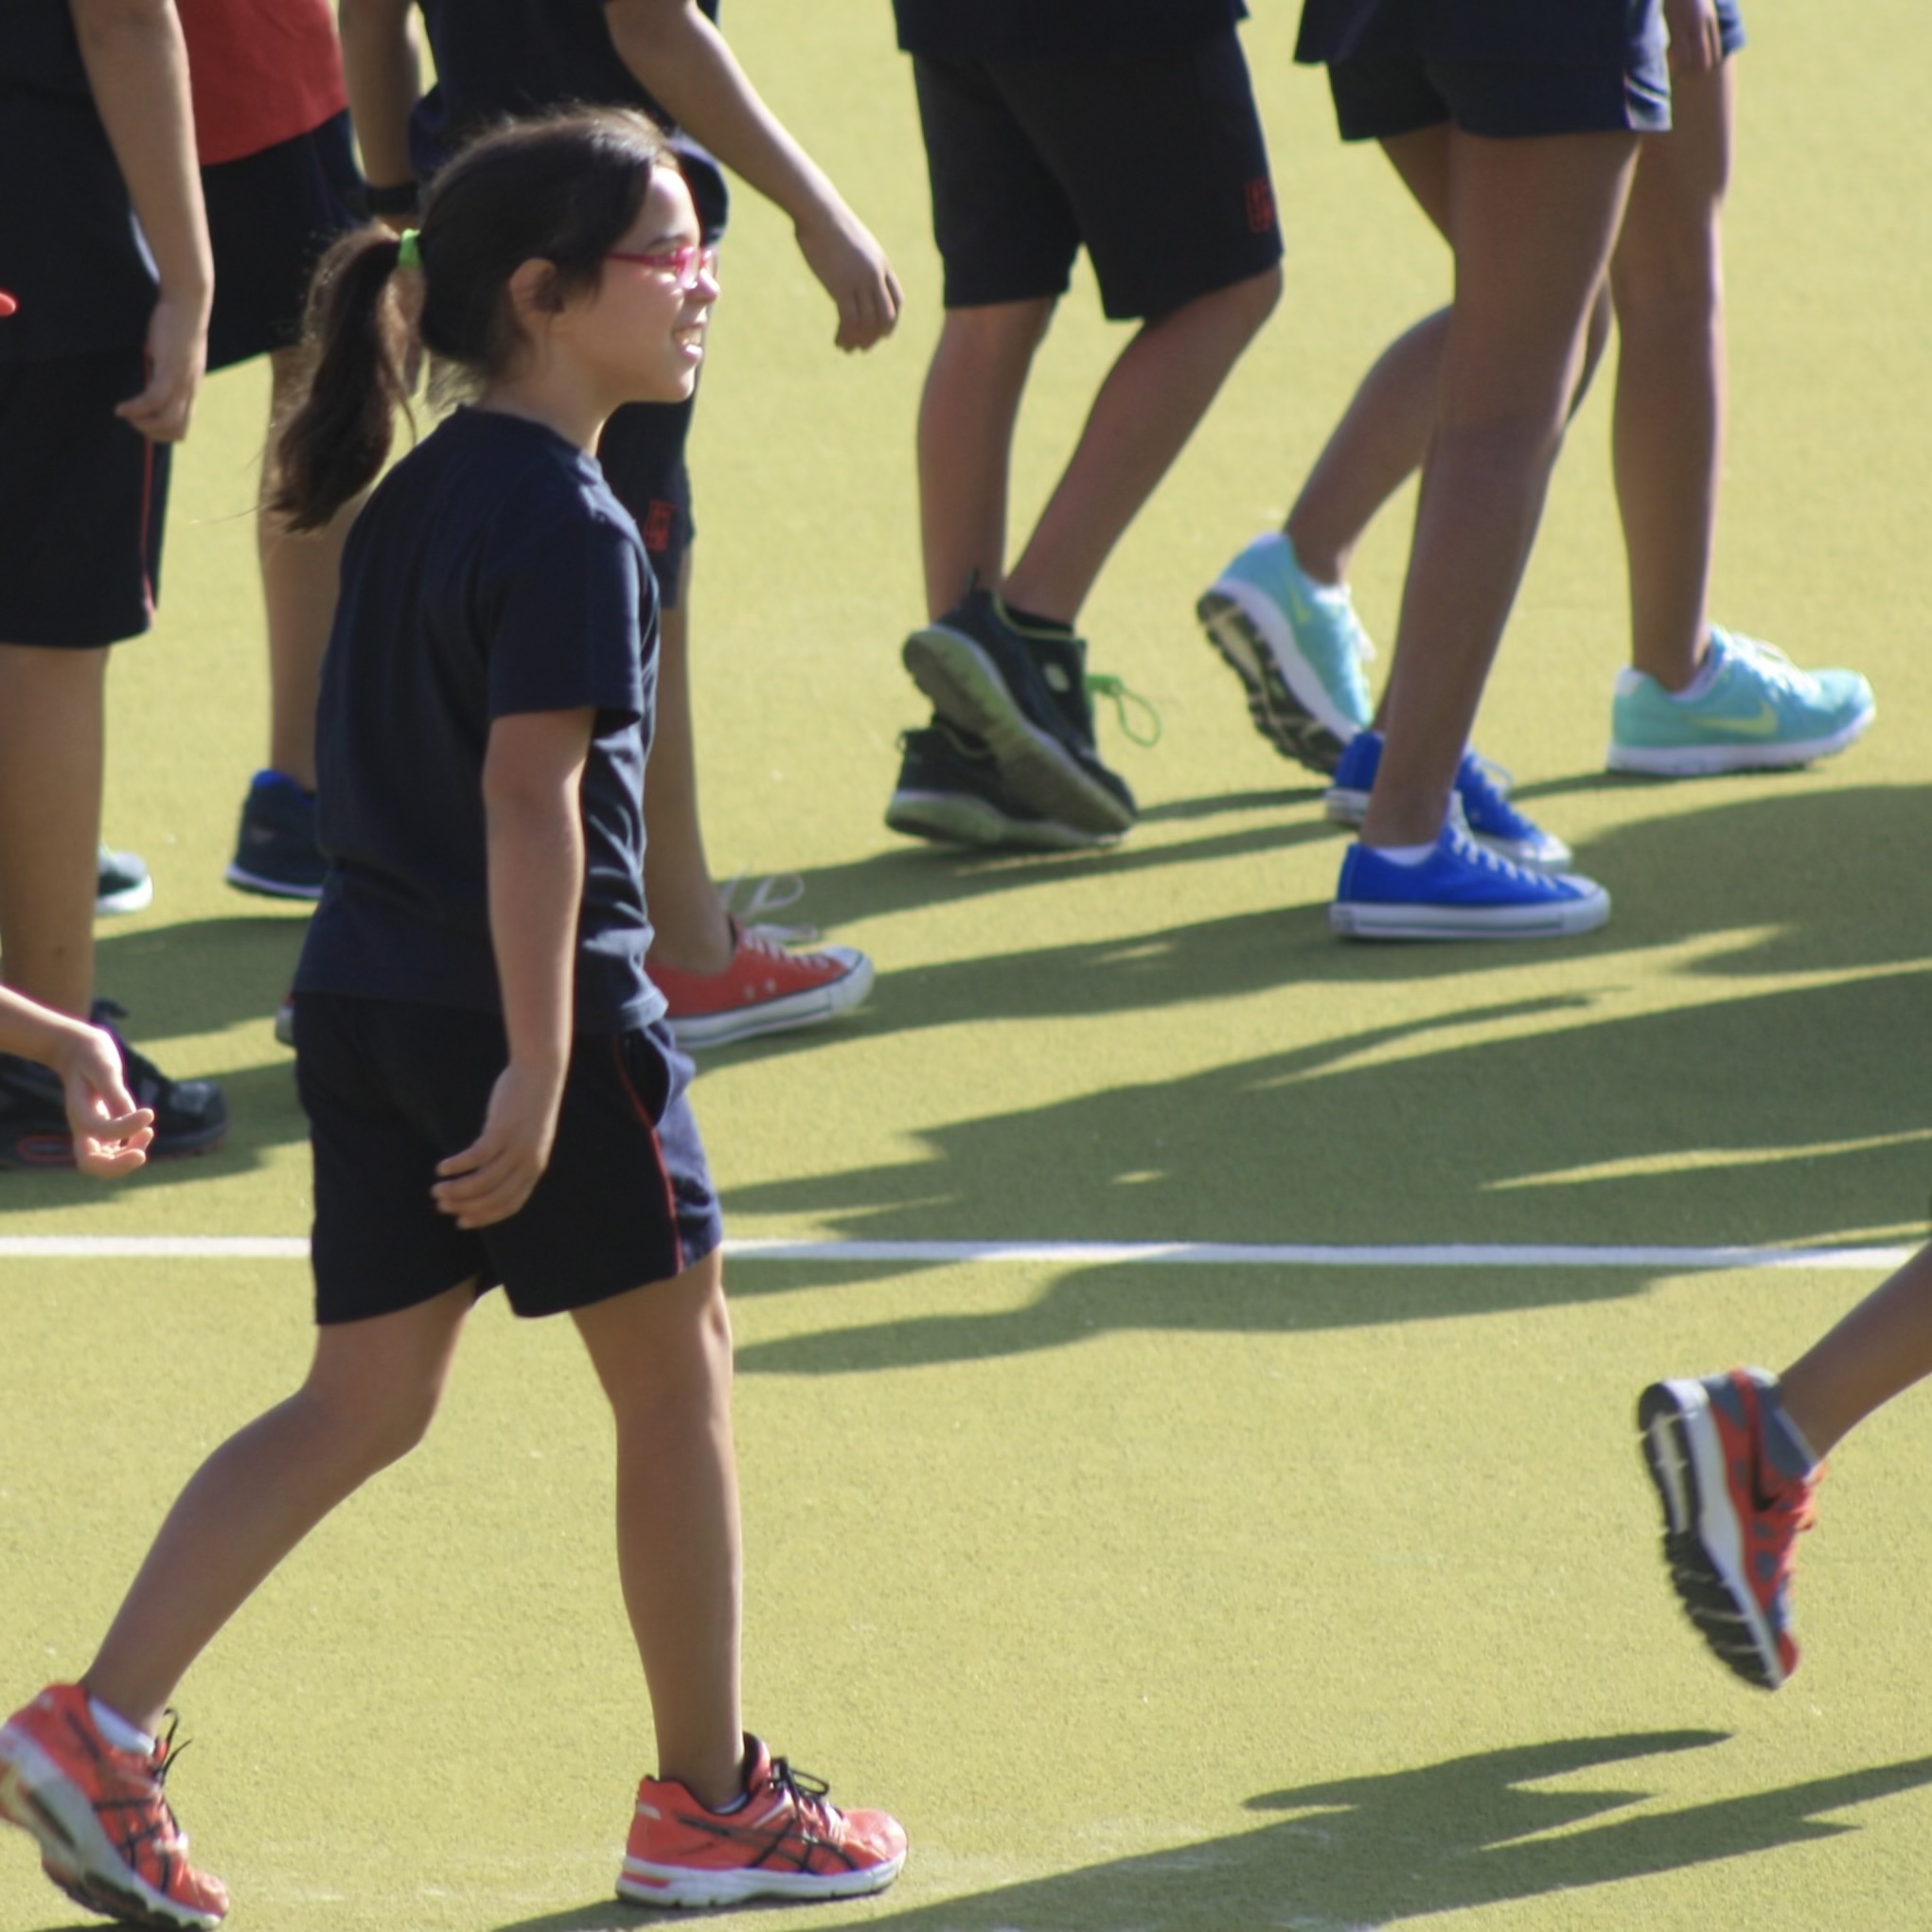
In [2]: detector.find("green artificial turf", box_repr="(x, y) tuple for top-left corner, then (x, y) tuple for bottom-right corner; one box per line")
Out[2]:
(7, 1), (1932, 1924)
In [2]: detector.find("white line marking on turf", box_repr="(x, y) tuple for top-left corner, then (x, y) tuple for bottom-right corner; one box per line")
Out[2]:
(0, 1236), (1912, 1269)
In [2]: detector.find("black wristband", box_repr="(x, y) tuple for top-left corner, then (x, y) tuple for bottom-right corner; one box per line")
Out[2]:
(363, 179), (420, 217)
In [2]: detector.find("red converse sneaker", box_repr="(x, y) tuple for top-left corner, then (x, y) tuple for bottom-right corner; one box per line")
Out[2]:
(651, 921), (873, 1049)
(0, 1684), (228, 1928)
(618, 1735), (906, 1908)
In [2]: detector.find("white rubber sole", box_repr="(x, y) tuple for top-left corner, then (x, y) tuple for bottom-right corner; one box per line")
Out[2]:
(664, 949), (875, 1051)
(222, 861), (324, 902)
(1639, 1379), (1784, 1689)
(0, 1727), (222, 1931)
(617, 1848), (905, 1909)
(1330, 882), (1610, 940)
(1606, 701), (1874, 776)
(96, 877), (155, 917)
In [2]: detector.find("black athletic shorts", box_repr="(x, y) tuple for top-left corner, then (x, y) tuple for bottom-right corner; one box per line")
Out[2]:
(913, 27), (1283, 322)
(203, 109), (364, 371)
(1328, 47), (1672, 141)
(588, 152), (727, 609)
(0, 348), (169, 647)
(295, 992), (723, 1325)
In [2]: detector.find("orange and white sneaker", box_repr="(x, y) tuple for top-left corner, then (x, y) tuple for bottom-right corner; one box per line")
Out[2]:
(651, 921), (874, 1051)
(618, 1735), (906, 1909)
(0, 1684), (228, 1929)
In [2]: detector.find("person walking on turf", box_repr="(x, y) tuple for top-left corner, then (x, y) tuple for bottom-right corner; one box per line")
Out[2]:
(1637, 1241), (1932, 1690)
(0, 112), (905, 1928)
(882, 0), (1284, 854)
(340, 0), (896, 1048)
(1197, 0), (1871, 905)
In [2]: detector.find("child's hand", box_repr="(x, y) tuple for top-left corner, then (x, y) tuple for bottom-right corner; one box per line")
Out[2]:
(793, 204), (903, 352)
(431, 1058), (565, 1229)
(116, 292), (208, 442)
(1663, 0), (1722, 75)
(54, 1027), (155, 1178)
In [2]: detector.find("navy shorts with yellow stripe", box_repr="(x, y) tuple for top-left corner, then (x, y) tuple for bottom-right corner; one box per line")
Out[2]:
(295, 992), (722, 1325)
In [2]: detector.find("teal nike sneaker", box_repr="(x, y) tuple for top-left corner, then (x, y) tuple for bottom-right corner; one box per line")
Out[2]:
(1607, 629), (1875, 776)
(1196, 532), (1374, 775)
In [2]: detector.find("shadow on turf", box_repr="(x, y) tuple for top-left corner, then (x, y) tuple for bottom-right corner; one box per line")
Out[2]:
(709, 784), (1932, 1068)
(492, 1731), (1932, 1931)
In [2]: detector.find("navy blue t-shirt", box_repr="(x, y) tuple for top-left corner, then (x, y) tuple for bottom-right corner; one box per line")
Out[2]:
(296, 408), (665, 1034)
(0, 0), (157, 363)
(408, 0), (718, 178)
(893, 0), (1245, 62)
(1296, 0), (1662, 65)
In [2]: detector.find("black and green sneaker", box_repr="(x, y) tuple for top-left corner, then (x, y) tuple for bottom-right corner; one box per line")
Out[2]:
(900, 588), (1137, 837)
(885, 718), (1123, 852)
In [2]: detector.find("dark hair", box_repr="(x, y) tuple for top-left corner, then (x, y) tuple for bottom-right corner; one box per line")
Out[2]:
(272, 107), (672, 531)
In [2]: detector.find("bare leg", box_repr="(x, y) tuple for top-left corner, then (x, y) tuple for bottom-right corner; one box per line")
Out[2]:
(573, 1250), (742, 1807)
(1779, 1248), (1932, 1460)
(642, 555), (732, 976)
(916, 300), (1054, 620)
(1003, 266), (1282, 624)
(84, 1284), (474, 1734)
(1362, 130), (1640, 848)
(0, 643), (107, 1017)
(1610, 59), (1734, 691)
(259, 347), (358, 790)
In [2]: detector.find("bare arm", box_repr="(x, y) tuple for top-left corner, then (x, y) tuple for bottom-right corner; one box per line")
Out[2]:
(0, 989), (153, 1177)
(432, 709), (594, 1230)
(603, 0), (902, 350)
(337, 0), (421, 199)
(70, 0), (212, 439)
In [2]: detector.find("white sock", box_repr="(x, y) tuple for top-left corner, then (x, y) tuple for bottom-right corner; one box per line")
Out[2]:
(1363, 842), (1435, 866)
(89, 1697), (154, 1758)
(1669, 647), (1723, 702)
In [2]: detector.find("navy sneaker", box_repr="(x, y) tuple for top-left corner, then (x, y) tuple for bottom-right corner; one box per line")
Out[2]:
(900, 588), (1135, 837)
(1323, 730), (1571, 872)
(0, 1000), (226, 1168)
(225, 771), (326, 900)
(95, 843), (152, 917)
(1331, 823), (1609, 940)
(885, 718), (1122, 852)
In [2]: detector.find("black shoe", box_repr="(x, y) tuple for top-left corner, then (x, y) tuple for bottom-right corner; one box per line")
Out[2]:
(0, 1001), (227, 1169)
(900, 588), (1136, 836)
(225, 771), (326, 900)
(96, 842), (153, 916)
(886, 719), (1122, 852)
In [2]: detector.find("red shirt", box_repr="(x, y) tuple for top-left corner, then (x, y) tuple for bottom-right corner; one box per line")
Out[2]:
(177, 0), (347, 166)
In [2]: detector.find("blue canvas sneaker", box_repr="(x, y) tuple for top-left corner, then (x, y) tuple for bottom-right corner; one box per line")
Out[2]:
(1323, 730), (1572, 871)
(901, 587), (1135, 836)
(1196, 531), (1373, 774)
(1331, 822), (1609, 939)
(1607, 629), (1874, 776)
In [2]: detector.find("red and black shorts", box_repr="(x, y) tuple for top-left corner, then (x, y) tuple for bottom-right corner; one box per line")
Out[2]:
(295, 992), (723, 1325)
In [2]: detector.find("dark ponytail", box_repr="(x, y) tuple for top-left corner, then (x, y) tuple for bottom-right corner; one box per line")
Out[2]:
(272, 106), (674, 533)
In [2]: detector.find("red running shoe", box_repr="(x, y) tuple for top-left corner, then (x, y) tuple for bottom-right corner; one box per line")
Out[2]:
(651, 921), (873, 1050)
(0, 1684), (228, 1928)
(618, 1735), (906, 1908)
(1638, 1370), (1820, 1689)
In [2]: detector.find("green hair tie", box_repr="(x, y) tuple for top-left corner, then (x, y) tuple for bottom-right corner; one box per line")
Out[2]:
(397, 228), (422, 270)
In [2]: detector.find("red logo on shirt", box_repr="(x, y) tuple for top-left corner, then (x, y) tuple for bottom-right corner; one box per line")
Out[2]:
(1246, 178), (1277, 235)
(643, 501), (676, 552)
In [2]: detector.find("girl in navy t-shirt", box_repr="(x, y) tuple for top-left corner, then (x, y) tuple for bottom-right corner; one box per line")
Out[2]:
(0, 109), (904, 1927)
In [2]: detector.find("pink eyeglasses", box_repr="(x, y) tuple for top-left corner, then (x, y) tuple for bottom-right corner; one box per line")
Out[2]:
(604, 242), (717, 290)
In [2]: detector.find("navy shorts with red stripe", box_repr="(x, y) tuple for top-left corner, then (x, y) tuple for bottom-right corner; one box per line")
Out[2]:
(0, 347), (169, 647)
(295, 991), (722, 1325)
